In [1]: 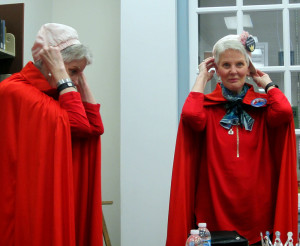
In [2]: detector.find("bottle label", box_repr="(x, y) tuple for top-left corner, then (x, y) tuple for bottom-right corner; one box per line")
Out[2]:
(202, 240), (211, 246)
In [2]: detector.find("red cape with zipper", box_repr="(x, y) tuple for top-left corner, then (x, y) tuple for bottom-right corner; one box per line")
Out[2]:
(0, 63), (103, 246)
(166, 84), (298, 245)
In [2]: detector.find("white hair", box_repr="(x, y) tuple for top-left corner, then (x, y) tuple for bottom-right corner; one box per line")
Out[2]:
(213, 37), (250, 66)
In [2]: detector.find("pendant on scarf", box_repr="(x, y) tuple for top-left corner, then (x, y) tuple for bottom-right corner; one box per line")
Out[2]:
(228, 128), (234, 135)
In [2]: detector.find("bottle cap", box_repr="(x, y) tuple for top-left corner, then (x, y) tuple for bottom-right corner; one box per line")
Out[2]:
(190, 229), (199, 235)
(198, 222), (207, 227)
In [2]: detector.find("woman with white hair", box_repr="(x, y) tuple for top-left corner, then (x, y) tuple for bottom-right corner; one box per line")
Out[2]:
(166, 32), (297, 245)
(0, 23), (104, 246)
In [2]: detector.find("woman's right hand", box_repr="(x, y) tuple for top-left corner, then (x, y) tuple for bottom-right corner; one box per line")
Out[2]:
(39, 46), (69, 88)
(192, 57), (216, 93)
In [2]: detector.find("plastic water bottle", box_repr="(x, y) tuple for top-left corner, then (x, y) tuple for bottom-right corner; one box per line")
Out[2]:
(198, 223), (211, 246)
(274, 231), (283, 246)
(285, 232), (294, 246)
(186, 230), (201, 246)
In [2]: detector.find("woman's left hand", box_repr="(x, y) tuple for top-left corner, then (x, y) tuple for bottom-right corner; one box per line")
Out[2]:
(252, 69), (272, 89)
(76, 73), (97, 104)
(76, 72), (87, 89)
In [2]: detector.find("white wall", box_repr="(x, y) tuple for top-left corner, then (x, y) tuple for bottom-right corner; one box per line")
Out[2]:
(2, 0), (121, 245)
(120, 0), (178, 245)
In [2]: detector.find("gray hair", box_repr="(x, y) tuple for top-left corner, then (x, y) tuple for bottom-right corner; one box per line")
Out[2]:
(213, 39), (250, 66)
(34, 44), (92, 69)
(61, 44), (92, 64)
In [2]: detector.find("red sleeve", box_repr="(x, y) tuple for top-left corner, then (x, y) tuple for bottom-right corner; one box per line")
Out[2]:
(59, 92), (104, 137)
(266, 88), (293, 127)
(83, 102), (104, 135)
(181, 92), (207, 131)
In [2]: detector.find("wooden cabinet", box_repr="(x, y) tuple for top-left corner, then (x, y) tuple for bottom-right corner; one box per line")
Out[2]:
(0, 3), (24, 77)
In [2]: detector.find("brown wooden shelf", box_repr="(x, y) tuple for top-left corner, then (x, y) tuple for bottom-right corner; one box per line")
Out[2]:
(0, 50), (14, 59)
(0, 3), (24, 74)
(0, 33), (16, 59)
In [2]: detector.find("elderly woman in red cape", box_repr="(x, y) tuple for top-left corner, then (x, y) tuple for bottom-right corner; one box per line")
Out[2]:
(0, 23), (104, 246)
(166, 32), (298, 245)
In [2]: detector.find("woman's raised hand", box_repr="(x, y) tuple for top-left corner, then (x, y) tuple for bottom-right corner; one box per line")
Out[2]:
(39, 46), (69, 87)
(199, 57), (215, 81)
(76, 72), (97, 104)
(252, 69), (272, 89)
(192, 57), (216, 93)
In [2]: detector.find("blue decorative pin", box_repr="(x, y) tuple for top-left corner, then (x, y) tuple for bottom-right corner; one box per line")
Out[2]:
(251, 98), (267, 107)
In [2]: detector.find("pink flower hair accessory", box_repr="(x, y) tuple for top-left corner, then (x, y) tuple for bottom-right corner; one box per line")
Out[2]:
(239, 31), (250, 46)
(239, 31), (256, 53)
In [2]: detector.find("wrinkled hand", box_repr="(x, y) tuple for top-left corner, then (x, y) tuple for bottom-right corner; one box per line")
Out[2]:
(198, 57), (216, 82)
(76, 72), (87, 94)
(192, 57), (216, 93)
(252, 69), (272, 89)
(39, 46), (68, 87)
(192, 57), (216, 92)
(76, 72), (97, 104)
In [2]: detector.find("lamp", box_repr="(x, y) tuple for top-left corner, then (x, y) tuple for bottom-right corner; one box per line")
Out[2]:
(224, 14), (253, 29)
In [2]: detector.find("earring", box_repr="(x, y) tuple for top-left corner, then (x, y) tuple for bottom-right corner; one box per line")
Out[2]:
(217, 76), (222, 83)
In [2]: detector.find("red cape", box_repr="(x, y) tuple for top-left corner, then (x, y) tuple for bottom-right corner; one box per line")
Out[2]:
(166, 84), (298, 245)
(0, 63), (103, 246)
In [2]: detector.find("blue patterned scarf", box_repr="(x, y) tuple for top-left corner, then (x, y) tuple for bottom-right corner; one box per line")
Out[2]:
(220, 84), (254, 131)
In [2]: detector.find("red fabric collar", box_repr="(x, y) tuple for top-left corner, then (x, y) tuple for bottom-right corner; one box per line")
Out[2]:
(204, 83), (268, 106)
(20, 62), (58, 98)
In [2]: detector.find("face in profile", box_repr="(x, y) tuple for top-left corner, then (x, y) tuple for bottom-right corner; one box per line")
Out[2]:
(216, 49), (250, 94)
(64, 59), (87, 86)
